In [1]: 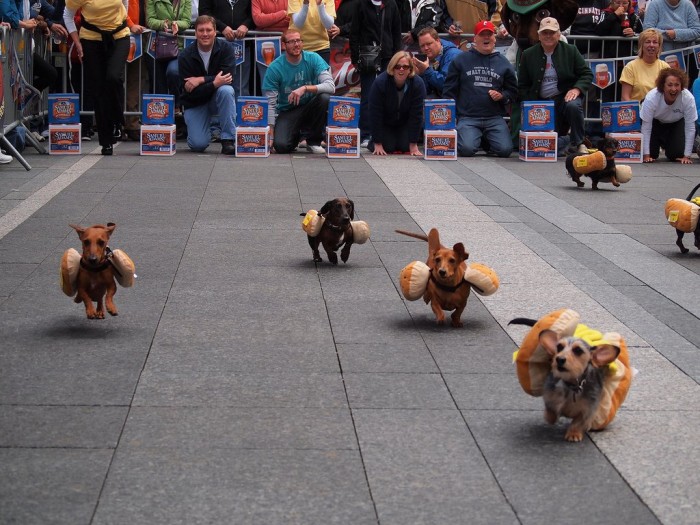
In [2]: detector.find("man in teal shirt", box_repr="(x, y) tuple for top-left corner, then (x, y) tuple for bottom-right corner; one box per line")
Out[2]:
(262, 30), (336, 154)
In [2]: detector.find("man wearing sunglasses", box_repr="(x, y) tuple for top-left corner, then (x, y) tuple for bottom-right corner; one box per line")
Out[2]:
(262, 30), (336, 154)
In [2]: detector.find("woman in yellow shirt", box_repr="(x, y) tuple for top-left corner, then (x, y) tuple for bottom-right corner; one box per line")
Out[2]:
(288, 0), (336, 64)
(64, 0), (131, 155)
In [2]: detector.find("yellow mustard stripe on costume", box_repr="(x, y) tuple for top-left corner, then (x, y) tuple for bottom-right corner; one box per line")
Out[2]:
(572, 324), (615, 348)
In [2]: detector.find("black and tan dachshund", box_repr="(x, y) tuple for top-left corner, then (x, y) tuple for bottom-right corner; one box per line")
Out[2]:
(566, 138), (620, 190)
(675, 182), (700, 253)
(305, 198), (355, 264)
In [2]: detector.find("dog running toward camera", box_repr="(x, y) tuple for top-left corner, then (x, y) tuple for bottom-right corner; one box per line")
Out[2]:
(674, 182), (700, 253)
(70, 223), (119, 319)
(396, 228), (470, 327)
(304, 198), (355, 264)
(509, 318), (621, 442)
(566, 137), (620, 190)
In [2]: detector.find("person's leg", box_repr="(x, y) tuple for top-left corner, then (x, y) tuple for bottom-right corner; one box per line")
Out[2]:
(483, 117), (513, 157)
(32, 53), (58, 93)
(300, 93), (330, 146)
(183, 104), (212, 152)
(232, 43), (251, 97)
(563, 97), (585, 147)
(213, 85), (237, 141)
(103, 37), (130, 142)
(663, 118), (686, 161)
(455, 118), (482, 157)
(273, 107), (304, 153)
(649, 119), (662, 159)
(153, 59), (168, 94)
(124, 60), (141, 137)
(359, 72), (376, 142)
(81, 39), (110, 146)
(314, 48), (331, 66)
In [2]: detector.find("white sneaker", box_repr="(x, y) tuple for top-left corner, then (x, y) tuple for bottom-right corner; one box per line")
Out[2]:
(0, 151), (13, 164)
(306, 144), (325, 154)
(577, 143), (589, 154)
(360, 138), (370, 149)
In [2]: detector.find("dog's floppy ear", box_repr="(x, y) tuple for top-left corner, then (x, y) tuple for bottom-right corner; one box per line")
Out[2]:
(347, 199), (355, 220)
(538, 329), (560, 357)
(69, 224), (85, 239)
(590, 344), (620, 368)
(452, 243), (469, 262)
(319, 200), (334, 216)
(427, 228), (441, 255)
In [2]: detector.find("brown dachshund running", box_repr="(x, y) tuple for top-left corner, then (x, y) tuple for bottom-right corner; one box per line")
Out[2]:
(307, 198), (355, 264)
(397, 228), (471, 327)
(69, 222), (119, 319)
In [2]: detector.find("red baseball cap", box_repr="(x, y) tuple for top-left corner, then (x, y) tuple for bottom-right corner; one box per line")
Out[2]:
(474, 20), (496, 35)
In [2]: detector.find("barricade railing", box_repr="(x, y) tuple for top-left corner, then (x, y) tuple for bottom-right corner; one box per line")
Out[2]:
(4, 26), (699, 170)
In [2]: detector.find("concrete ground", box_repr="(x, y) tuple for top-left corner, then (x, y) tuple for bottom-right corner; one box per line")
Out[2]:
(1, 140), (698, 525)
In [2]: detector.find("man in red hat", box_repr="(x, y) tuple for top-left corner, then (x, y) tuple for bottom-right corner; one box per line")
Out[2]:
(443, 20), (518, 157)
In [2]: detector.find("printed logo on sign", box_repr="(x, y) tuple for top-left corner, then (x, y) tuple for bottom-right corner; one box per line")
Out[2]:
(529, 138), (554, 150)
(601, 108), (611, 128)
(430, 106), (452, 126)
(146, 101), (170, 121)
(427, 136), (455, 150)
(617, 107), (637, 127)
(528, 108), (551, 126)
(618, 139), (640, 153)
(238, 133), (265, 147)
(52, 131), (78, 144)
(332, 103), (356, 123)
(53, 100), (76, 120)
(145, 133), (168, 145)
(241, 103), (264, 122)
(330, 133), (356, 148)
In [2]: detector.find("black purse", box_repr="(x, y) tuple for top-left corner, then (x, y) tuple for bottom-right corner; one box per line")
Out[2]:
(356, 9), (386, 75)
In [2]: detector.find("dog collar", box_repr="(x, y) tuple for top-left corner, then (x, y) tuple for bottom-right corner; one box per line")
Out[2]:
(80, 258), (111, 273)
(429, 273), (469, 293)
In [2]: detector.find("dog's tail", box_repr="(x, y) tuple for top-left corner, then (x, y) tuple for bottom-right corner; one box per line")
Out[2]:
(685, 182), (700, 201)
(395, 229), (429, 241)
(508, 317), (537, 327)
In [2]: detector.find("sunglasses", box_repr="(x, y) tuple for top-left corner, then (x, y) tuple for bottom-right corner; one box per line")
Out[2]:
(394, 64), (411, 71)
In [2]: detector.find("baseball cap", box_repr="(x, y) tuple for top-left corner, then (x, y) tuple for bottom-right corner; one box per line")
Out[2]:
(474, 20), (496, 35)
(538, 17), (560, 33)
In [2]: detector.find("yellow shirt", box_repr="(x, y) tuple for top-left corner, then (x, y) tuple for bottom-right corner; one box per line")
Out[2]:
(620, 58), (670, 102)
(287, 0), (336, 52)
(66, 0), (130, 41)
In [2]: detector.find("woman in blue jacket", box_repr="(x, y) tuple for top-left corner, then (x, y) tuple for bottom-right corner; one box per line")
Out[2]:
(368, 51), (426, 156)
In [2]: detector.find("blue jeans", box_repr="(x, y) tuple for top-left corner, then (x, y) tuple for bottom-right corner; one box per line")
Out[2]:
(183, 85), (236, 152)
(456, 116), (512, 157)
(154, 58), (180, 105)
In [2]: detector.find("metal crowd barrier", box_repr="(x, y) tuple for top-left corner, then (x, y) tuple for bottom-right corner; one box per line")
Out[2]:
(3, 25), (699, 171)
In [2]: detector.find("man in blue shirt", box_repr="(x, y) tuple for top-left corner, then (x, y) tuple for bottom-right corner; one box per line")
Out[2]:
(262, 30), (336, 154)
(411, 26), (461, 98)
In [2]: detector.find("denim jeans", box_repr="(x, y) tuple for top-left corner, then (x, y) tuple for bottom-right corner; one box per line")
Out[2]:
(455, 116), (513, 157)
(183, 84), (237, 152)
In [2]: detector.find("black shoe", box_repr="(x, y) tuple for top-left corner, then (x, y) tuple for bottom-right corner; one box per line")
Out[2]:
(101, 145), (113, 156)
(221, 140), (236, 156)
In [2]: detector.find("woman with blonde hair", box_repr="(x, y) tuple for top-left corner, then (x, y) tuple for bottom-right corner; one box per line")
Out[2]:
(367, 51), (426, 156)
(620, 29), (670, 102)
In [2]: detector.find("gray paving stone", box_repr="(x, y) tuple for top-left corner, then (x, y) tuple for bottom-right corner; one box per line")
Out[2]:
(337, 342), (438, 373)
(325, 299), (423, 345)
(353, 409), (518, 524)
(462, 409), (662, 525)
(0, 262), (38, 297)
(121, 407), (356, 450)
(0, 449), (113, 525)
(445, 372), (540, 410)
(0, 406), (127, 448)
(344, 372), (454, 409)
(96, 448), (375, 524)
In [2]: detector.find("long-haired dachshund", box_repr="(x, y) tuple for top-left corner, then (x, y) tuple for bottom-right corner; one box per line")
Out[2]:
(306, 198), (355, 264)
(397, 228), (470, 327)
(69, 222), (119, 319)
(510, 318), (621, 442)
(566, 137), (620, 190)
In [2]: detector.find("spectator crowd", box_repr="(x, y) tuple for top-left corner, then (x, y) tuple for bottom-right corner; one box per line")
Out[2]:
(2, 0), (700, 162)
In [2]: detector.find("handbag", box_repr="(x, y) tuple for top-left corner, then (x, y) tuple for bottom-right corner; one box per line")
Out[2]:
(356, 8), (386, 75)
(154, 31), (180, 60)
(154, 0), (181, 61)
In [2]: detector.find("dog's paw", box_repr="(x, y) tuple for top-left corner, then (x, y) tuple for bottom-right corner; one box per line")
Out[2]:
(565, 428), (585, 442)
(451, 319), (463, 328)
(544, 409), (558, 425)
(327, 253), (338, 265)
(108, 309), (118, 316)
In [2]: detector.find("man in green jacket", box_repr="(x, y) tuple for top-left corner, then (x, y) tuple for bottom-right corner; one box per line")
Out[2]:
(518, 17), (593, 155)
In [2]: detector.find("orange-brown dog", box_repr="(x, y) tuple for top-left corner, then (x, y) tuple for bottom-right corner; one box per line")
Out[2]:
(397, 228), (470, 327)
(69, 222), (119, 320)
